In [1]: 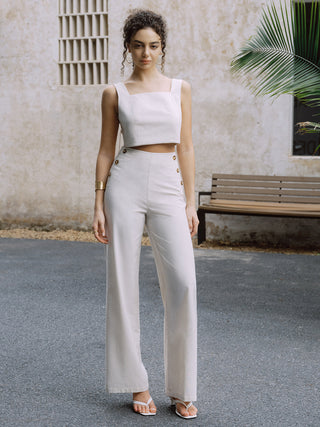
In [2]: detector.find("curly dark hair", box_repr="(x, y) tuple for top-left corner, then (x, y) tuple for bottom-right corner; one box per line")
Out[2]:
(121, 9), (167, 75)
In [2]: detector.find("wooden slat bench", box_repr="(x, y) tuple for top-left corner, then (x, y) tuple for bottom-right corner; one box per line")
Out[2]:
(197, 174), (320, 244)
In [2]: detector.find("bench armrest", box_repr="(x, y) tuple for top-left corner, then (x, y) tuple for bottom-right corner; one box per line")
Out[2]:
(198, 191), (212, 206)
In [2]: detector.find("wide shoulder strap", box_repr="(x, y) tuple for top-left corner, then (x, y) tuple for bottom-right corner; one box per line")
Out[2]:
(171, 78), (182, 96)
(113, 82), (128, 96)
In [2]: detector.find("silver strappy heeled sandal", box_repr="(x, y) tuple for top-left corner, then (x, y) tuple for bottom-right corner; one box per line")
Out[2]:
(170, 397), (197, 419)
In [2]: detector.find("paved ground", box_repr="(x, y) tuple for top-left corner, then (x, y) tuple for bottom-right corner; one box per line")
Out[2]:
(0, 238), (319, 427)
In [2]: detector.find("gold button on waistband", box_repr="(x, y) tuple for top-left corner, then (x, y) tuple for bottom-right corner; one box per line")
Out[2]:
(173, 155), (176, 160)
(181, 181), (183, 185)
(123, 148), (127, 153)
(176, 168), (179, 173)
(115, 159), (119, 164)
(108, 172), (111, 176)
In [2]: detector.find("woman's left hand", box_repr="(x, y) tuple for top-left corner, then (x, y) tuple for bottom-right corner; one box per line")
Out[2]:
(185, 204), (200, 238)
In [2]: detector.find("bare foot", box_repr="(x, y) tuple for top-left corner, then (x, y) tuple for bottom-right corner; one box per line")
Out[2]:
(171, 397), (198, 418)
(132, 390), (157, 415)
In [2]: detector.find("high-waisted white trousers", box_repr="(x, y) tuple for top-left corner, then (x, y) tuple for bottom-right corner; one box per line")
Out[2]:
(104, 147), (197, 401)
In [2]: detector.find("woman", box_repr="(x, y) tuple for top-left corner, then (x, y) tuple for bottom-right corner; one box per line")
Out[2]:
(92, 9), (199, 420)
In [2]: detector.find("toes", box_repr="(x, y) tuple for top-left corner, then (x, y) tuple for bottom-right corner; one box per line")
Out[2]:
(177, 404), (189, 417)
(189, 406), (198, 416)
(149, 400), (156, 412)
(135, 404), (154, 414)
(176, 403), (197, 417)
(132, 392), (157, 415)
(133, 404), (140, 413)
(188, 405), (198, 417)
(188, 405), (198, 415)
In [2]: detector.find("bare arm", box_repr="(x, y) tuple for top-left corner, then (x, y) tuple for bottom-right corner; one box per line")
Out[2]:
(92, 85), (119, 243)
(177, 80), (199, 238)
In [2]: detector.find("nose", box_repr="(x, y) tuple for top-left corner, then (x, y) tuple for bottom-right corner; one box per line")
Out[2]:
(142, 47), (150, 57)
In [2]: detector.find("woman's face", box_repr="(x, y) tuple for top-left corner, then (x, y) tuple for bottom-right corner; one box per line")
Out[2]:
(128, 27), (162, 70)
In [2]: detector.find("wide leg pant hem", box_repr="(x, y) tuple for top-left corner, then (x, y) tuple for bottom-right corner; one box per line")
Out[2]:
(166, 389), (197, 402)
(107, 383), (149, 394)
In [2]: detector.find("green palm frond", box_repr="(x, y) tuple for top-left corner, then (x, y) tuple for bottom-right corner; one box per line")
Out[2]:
(231, 1), (320, 108)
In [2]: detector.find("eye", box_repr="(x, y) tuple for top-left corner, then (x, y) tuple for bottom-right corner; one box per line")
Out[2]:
(151, 45), (158, 49)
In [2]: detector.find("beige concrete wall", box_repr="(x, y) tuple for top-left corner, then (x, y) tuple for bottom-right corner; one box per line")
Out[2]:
(1, 0), (319, 245)
(1, 0), (102, 228)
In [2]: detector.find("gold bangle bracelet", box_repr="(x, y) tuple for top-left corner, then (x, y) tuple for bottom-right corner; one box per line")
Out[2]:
(95, 180), (106, 191)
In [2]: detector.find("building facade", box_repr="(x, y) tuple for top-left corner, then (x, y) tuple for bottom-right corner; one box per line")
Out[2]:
(1, 0), (320, 246)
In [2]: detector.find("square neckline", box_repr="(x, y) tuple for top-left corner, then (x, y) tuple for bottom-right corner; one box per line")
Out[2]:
(122, 79), (174, 96)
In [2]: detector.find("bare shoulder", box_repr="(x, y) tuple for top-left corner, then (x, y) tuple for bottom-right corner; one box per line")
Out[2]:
(180, 80), (192, 103)
(180, 80), (192, 105)
(102, 83), (117, 95)
(101, 84), (117, 106)
(180, 79), (192, 94)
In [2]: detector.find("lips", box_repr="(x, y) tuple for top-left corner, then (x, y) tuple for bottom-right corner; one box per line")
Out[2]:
(141, 60), (151, 64)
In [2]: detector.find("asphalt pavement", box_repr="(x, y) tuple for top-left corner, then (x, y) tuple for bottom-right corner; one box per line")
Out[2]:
(0, 238), (319, 426)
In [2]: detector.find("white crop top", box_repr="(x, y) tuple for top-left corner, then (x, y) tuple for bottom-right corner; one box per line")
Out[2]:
(114, 78), (182, 147)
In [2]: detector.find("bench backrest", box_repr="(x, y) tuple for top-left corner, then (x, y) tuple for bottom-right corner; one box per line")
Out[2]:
(210, 174), (320, 204)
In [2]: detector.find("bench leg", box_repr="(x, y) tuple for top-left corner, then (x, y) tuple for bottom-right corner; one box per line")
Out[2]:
(197, 209), (206, 244)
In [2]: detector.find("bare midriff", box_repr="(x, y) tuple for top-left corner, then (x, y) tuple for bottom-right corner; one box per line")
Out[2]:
(131, 143), (176, 153)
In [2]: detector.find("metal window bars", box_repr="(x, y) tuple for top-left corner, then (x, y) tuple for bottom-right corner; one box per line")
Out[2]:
(58, 0), (108, 85)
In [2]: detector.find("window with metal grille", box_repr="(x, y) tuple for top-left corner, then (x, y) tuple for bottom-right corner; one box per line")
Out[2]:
(58, 0), (108, 85)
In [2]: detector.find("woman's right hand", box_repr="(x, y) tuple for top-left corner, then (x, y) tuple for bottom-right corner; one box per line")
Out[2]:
(92, 208), (109, 244)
